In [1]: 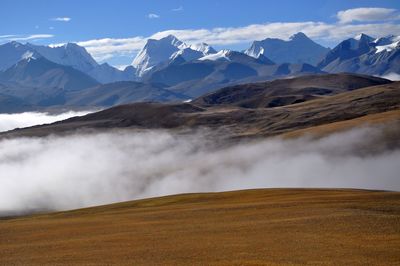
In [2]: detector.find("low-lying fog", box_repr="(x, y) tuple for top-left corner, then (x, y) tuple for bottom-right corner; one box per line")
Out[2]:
(0, 111), (93, 132)
(0, 125), (399, 216)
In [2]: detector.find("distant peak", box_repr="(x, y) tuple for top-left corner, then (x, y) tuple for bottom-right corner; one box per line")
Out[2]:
(157, 34), (180, 43)
(146, 34), (184, 47)
(64, 42), (80, 49)
(190, 42), (217, 54)
(9, 41), (22, 47)
(164, 34), (178, 40)
(289, 32), (309, 41)
(353, 33), (373, 41)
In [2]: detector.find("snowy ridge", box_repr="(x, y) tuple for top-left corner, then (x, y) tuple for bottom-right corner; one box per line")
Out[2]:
(189, 43), (217, 54)
(198, 49), (232, 61)
(132, 35), (216, 76)
(375, 40), (400, 54)
(26, 42), (98, 73)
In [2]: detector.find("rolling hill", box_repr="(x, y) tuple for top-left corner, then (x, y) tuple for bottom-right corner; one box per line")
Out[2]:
(193, 73), (390, 108)
(1, 189), (399, 265)
(4, 73), (399, 139)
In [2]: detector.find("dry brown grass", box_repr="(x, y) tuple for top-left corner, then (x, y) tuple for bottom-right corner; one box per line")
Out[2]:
(1, 189), (399, 265)
(281, 109), (400, 138)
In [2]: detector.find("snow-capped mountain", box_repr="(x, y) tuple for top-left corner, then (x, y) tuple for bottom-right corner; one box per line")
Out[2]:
(318, 34), (375, 70)
(28, 43), (137, 83)
(0, 41), (42, 71)
(373, 35), (400, 46)
(132, 35), (186, 76)
(26, 42), (98, 73)
(318, 33), (400, 75)
(374, 35), (400, 54)
(132, 35), (217, 76)
(0, 55), (99, 92)
(0, 41), (134, 83)
(244, 32), (329, 65)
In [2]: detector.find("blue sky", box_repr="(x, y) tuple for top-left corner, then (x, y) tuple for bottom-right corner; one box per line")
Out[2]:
(1, 0), (400, 67)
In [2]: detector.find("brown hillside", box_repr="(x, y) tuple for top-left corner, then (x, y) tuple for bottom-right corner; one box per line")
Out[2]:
(1, 189), (399, 265)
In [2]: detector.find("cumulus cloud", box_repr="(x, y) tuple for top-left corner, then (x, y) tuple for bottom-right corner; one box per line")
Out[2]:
(148, 13), (160, 19)
(0, 126), (399, 216)
(76, 36), (146, 61)
(51, 17), (71, 22)
(337, 7), (400, 24)
(0, 111), (94, 132)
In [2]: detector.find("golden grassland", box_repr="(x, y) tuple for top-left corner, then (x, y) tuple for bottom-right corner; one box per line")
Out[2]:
(1, 189), (399, 265)
(281, 109), (400, 138)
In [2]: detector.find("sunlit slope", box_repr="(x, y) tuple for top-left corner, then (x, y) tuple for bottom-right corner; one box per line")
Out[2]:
(1, 189), (399, 265)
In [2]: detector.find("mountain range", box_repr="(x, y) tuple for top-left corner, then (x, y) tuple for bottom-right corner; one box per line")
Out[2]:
(318, 34), (400, 75)
(244, 32), (330, 65)
(0, 32), (399, 113)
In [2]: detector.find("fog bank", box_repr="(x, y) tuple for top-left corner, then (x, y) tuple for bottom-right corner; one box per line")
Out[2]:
(381, 72), (400, 81)
(0, 111), (93, 132)
(0, 126), (399, 215)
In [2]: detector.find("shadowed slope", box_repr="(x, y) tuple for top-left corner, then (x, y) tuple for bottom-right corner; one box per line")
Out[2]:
(193, 73), (391, 108)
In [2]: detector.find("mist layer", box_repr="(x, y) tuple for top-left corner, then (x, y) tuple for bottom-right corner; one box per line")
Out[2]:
(0, 111), (94, 132)
(0, 126), (399, 215)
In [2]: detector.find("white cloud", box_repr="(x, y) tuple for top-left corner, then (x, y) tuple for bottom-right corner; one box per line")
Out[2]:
(0, 35), (17, 39)
(0, 111), (94, 132)
(76, 36), (146, 61)
(172, 6), (184, 12)
(0, 34), (54, 42)
(75, 20), (400, 63)
(337, 8), (400, 24)
(0, 126), (399, 215)
(51, 17), (71, 22)
(148, 13), (160, 19)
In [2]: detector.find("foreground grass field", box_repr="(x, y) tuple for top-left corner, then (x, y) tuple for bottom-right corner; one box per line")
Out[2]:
(1, 189), (399, 265)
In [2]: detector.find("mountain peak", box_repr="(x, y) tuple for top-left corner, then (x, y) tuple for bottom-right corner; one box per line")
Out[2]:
(190, 42), (217, 54)
(9, 41), (22, 47)
(289, 32), (309, 41)
(245, 33), (328, 65)
(164, 34), (179, 41)
(64, 42), (81, 49)
(353, 33), (374, 42)
(146, 35), (185, 48)
(132, 35), (187, 76)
